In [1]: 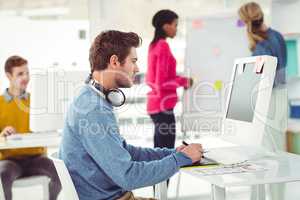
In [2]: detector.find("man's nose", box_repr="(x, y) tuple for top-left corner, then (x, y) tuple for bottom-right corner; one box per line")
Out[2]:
(135, 65), (140, 73)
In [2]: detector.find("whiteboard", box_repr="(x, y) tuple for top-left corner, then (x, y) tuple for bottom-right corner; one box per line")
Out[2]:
(182, 14), (250, 134)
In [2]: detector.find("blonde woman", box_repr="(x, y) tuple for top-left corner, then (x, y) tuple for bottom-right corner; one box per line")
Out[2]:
(239, 2), (287, 86)
(239, 3), (287, 200)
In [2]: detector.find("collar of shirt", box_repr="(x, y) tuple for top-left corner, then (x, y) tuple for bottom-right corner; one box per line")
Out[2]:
(3, 88), (29, 102)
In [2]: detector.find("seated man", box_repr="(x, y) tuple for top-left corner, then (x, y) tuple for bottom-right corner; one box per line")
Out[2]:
(0, 56), (62, 200)
(59, 30), (203, 200)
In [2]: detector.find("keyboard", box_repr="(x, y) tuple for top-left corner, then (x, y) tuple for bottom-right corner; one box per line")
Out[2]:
(6, 132), (61, 141)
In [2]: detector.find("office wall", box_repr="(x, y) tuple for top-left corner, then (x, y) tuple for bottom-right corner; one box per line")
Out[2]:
(272, 0), (300, 34)
(272, 0), (300, 101)
(0, 17), (90, 91)
(87, 0), (271, 73)
(88, 0), (271, 41)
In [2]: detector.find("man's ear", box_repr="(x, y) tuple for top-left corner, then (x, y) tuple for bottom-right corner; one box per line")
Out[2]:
(5, 72), (12, 80)
(109, 55), (120, 69)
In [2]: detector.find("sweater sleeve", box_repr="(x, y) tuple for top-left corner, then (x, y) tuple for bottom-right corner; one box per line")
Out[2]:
(155, 41), (189, 91)
(80, 109), (192, 191)
(123, 140), (176, 161)
(175, 75), (189, 88)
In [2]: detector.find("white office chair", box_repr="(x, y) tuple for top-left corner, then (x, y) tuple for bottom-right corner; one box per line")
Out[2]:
(49, 153), (79, 200)
(0, 175), (50, 200)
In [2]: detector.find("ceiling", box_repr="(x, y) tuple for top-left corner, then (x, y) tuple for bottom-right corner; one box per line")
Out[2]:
(0, 0), (277, 20)
(0, 0), (69, 10)
(0, 0), (88, 19)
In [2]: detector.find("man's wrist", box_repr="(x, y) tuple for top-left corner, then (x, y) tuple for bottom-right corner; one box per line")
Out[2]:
(173, 152), (192, 167)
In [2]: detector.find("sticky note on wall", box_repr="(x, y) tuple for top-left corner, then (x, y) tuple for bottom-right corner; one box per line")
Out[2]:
(214, 80), (223, 91)
(236, 19), (245, 27)
(212, 47), (221, 57)
(192, 19), (204, 30)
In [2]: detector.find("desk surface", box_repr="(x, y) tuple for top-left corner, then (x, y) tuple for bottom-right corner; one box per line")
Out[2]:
(181, 146), (300, 188)
(0, 132), (61, 150)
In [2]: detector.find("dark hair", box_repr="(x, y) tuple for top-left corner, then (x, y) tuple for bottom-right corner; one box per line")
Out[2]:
(89, 30), (142, 72)
(251, 17), (264, 28)
(151, 9), (178, 44)
(4, 55), (28, 74)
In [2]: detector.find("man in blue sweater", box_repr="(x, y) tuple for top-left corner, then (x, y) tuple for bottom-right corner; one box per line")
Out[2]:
(59, 30), (203, 200)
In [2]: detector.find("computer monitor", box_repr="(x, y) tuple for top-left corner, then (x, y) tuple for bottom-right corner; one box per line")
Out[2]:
(222, 56), (277, 146)
(29, 68), (89, 132)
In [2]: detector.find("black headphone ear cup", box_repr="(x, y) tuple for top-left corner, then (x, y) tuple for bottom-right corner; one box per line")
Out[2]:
(87, 76), (126, 107)
(106, 89), (126, 107)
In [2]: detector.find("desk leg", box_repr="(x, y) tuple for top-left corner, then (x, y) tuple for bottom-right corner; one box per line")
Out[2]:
(211, 184), (226, 200)
(175, 171), (181, 200)
(250, 185), (265, 200)
(269, 183), (285, 200)
(154, 181), (168, 200)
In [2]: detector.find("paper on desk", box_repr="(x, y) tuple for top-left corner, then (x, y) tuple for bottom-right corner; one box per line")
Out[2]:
(192, 163), (267, 176)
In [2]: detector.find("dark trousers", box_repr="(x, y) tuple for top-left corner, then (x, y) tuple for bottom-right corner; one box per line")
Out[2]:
(150, 109), (176, 189)
(0, 155), (62, 200)
(150, 109), (176, 149)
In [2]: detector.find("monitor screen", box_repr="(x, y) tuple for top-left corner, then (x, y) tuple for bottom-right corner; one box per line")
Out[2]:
(226, 62), (262, 122)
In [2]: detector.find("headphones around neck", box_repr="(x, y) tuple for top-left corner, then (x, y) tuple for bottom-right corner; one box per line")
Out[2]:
(85, 74), (126, 107)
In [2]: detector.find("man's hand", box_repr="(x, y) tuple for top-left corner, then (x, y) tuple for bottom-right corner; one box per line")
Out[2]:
(0, 126), (16, 137)
(176, 144), (186, 152)
(179, 143), (203, 163)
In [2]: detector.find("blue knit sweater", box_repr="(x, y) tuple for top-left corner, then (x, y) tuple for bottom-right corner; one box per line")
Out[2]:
(59, 85), (192, 200)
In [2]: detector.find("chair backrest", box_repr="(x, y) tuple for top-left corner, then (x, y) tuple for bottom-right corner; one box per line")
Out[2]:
(50, 153), (80, 200)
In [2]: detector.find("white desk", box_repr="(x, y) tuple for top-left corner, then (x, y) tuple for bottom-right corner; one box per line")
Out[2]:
(156, 140), (300, 200)
(0, 132), (61, 150)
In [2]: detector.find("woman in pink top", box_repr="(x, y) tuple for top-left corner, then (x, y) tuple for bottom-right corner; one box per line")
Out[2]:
(147, 10), (192, 151)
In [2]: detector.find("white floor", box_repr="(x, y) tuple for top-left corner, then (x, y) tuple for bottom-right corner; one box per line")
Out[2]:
(10, 136), (300, 200)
